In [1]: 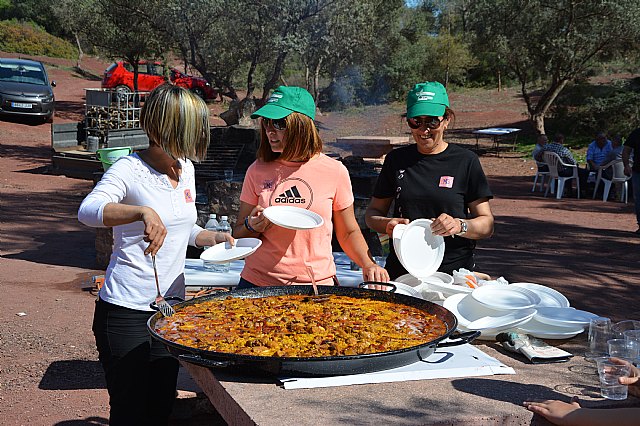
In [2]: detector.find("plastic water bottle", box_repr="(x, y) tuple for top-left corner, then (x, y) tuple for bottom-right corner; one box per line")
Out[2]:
(215, 215), (231, 273)
(202, 214), (219, 271)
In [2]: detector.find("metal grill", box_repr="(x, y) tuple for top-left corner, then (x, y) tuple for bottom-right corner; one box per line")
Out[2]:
(194, 143), (245, 179)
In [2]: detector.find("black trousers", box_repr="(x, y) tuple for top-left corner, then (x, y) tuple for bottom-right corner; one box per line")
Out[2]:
(93, 298), (179, 426)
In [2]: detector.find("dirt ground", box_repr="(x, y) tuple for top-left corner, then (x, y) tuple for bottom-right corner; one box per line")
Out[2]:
(0, 54), (638, 425)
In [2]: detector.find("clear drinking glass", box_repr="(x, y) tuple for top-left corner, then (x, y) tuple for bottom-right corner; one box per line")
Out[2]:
(597, 360), (631, 400)
(612, 320), (640, 338)
(586, 317), (612, 360)
(608, 338), (640, 361)
(623, 330), (640, 365)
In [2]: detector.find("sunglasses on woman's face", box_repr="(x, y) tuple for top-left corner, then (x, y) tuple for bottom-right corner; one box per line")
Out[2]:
(407, 116), (443, 130)
(262, 118), (287, 131)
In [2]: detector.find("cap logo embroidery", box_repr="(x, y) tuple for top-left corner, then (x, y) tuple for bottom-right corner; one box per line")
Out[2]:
(439, 176), (454, 188)
(268, 93), (283, 103)
(417, 90), (436, 101)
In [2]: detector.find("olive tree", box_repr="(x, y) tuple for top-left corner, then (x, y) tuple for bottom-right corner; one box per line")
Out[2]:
(71, 0), (165, 92)
(468, 0), (640, 134)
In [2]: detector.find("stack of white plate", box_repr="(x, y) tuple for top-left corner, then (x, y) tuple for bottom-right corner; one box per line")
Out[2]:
(443, 284), (597, 340)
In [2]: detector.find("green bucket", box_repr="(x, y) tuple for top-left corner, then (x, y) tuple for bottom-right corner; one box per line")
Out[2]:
(96, 146), (132, 171)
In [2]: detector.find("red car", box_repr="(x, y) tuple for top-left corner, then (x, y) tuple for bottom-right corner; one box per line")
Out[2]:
(101, 61), (218, 100)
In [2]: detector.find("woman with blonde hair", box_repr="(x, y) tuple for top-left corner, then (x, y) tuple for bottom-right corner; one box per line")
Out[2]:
(78, 84), (232, 424)
(233, 86), (388, 287)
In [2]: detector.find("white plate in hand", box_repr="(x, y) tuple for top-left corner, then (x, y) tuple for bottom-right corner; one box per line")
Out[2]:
(392, 223), (407, 255)
(534, 307), (599, 327)
(200, 238), (262, 263)
(263, 206), (324, 230)
(471, 285), (541, 310)
(510, 282), (570, 308)
(398, 219), (445, 279)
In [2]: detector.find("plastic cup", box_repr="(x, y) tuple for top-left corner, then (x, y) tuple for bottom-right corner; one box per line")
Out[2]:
(608, 339), (640, 360)
(586, 317), (612, 360)
(597, 360), (631, 400)
(224, 169), (233, 182)
(623, 330), (640, 365)
(612, 320), (640, 338)
(373, 256), (386, 267)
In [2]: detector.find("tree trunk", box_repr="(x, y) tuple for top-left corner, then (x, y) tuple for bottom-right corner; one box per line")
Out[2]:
(533, 113), (546, 135)
(312, 61), (322, 104)
(74, 32), (84, 70)
(528, 78), (570, 136)
(261, 51), (288, 103)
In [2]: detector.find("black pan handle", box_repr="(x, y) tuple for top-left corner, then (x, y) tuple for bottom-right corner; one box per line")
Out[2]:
(437, 330), (480, 347)
(359, 281), (397, 292)
(178, 353), (233, 369)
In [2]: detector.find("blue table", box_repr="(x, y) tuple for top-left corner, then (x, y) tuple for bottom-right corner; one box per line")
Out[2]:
(472, 128), (521, 154)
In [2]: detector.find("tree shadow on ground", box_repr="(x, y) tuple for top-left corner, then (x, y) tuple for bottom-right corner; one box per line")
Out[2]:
(1, 185), (96, 269)
(55, 100), (86, 122)
(0, 114), (48, 126)
(477, 174), (639, 320)
(0, 141), (51, 162)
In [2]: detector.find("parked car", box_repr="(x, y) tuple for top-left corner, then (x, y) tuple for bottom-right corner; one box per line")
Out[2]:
(101, 61), (218, 100)
(0, 58), (56, 122)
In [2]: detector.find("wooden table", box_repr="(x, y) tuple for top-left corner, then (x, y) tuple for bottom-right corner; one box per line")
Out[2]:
(180, 336), (638, 425)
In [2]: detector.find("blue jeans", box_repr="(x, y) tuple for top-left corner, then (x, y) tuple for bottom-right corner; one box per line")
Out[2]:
(633, 172), (640, 227)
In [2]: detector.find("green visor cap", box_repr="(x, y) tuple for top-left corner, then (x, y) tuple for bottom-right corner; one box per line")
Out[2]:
(251, 86), (316, 120)
(406, 81), (449, 118)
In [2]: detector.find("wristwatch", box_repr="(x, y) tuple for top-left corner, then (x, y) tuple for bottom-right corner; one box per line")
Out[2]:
(455, 219), (468, 236)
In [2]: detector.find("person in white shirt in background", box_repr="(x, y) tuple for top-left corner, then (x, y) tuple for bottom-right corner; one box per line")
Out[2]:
(78, 84), (232, 425)
(532, 134), (549, 172)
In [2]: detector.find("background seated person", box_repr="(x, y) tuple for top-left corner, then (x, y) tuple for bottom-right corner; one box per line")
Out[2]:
(535, 133), (588, 196)
(532, 134), (549, 172)
(586, 131), (613, 171)
(601, 134), (624, 180)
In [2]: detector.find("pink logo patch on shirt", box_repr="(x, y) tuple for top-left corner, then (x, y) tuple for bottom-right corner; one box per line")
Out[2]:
(184, 189), (194, 203)
(439, 176), (454, 188)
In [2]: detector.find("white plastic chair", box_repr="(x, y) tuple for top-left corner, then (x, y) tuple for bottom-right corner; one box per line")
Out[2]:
(531, 161), (550, 192)
(543, 151), (580, 199)
(592, 160), (631, 203)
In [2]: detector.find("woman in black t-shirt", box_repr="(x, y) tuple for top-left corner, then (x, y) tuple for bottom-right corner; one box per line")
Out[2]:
(365, 81), (494, 278)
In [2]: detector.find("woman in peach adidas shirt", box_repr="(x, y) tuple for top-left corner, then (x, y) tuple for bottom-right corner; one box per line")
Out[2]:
(232, 86), (388, 288)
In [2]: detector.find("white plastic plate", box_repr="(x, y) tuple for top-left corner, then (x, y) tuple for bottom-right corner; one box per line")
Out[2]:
(394, 273), (423, 288)
(471, 285), (541, 310)
(534, 307), (599, 328)
(398, 219), (445, 279)
(515, 317), (584, 339)
(200, 238), (262, 263)
(263, 206), (324, 230)
(443, 293), (534, 339)
(466, 309), (537, 331)
(510, 282), (570, 308)
(392, 223), (407, 255)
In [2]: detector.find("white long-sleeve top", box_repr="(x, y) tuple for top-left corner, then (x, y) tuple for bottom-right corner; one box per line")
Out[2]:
(78, 153), (203, 311)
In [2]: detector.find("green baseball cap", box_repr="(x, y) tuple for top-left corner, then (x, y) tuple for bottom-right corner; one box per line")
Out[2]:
(251, 86), (316, 120)
(406, 81), (449, 118)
